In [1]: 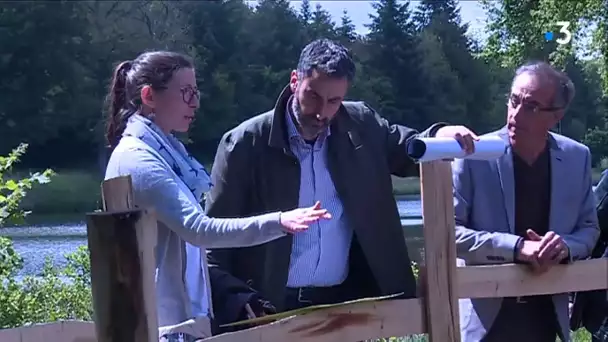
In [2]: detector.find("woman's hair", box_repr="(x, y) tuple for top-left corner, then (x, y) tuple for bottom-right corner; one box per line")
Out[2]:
(105, 51), (194, 148)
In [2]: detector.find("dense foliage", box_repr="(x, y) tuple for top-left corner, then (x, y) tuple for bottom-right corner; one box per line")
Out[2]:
(0, 0), (605, 170)
(0, 242), (92, 328)
(0, 145), (91, 328)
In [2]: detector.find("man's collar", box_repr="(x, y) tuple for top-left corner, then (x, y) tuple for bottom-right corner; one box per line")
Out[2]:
(268, 85), (294, 151)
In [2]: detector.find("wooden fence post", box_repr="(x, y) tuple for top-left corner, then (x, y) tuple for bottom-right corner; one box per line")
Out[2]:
(86, 175), (158, 342)
(419, 161), (460, 342)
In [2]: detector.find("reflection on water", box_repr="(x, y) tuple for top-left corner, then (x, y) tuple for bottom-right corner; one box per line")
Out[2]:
(2, 199), (424, 277)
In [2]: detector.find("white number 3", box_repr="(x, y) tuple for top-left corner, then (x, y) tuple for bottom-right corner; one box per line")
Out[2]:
(555, 21), (572, 45)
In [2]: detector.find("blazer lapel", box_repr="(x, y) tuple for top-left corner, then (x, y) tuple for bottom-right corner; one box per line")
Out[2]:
(548, 135), (565, 233)
(496, 130), (515, 233)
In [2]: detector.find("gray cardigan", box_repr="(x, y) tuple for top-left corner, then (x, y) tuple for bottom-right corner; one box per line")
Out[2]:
(105, 135), (286, 327)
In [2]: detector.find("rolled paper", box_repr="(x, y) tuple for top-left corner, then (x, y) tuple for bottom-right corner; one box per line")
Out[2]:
(407, 136), (507, 162)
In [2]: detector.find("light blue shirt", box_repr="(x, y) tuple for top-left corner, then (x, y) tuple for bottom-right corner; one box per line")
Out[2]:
(285, 105), (352, 287)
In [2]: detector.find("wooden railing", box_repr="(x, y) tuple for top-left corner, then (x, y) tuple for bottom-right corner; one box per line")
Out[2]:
(2, 160), (607, 342)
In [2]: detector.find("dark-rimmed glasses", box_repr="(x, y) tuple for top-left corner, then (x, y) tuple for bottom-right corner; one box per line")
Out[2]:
(507, 93), (564, 114)
(180, 86), (200, 105)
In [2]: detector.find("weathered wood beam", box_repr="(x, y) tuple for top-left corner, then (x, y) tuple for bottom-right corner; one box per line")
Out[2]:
(86, 209), (158, 342)
(205, 258), (607, 342)
(419, 161), (460, 342)
(101, 175), (134, 211)
(2, 256), (606, 342)
(459, 258), (608, 298)
(86, 175), (158, 342)
(0, 321), (96, 342)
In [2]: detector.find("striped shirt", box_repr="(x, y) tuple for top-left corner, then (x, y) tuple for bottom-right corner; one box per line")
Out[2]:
(285, 100), (352, 287)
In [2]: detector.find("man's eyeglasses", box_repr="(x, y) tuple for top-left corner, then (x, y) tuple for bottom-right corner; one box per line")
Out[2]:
(180, 86), (200, 105)
(507, 93), (564, 114)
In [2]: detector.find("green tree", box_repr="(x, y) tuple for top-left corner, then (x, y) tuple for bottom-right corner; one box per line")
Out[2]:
(561, 58), (606, 140)
(184, 0), (256, 157)
(365, 0), (428, 128)
(298, 0), (312, 26)
(0, 0), (605, 172)
(336, 10), (358, 47)
(241, 0), (307, 114)
(481, 0), (605, 69)
(0, 1), (95, 163)
(480, 0), (607, 136)
(583, 126), (608, 166)
(308, 3), (336, 40)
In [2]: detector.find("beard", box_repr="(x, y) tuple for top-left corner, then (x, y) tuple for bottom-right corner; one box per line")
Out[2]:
(291, 97), (330, 139)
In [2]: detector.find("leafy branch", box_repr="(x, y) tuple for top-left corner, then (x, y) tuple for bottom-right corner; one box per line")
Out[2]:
(0, 143), (54, 228)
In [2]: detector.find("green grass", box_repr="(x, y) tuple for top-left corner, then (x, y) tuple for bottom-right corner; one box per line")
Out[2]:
(16, 169), (102, 217)
(392, 168), (604, 196)
(392, 176), (421, 196)
(7, 167), (604, 219)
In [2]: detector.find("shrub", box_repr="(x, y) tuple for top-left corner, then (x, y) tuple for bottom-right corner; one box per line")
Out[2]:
(0, 143), (54, 227)
(0, 143), (93, 329)
(0, 240), (93, 328)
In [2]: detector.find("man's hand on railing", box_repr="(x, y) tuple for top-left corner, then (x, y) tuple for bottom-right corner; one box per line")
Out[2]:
(515, 229), (569, 273)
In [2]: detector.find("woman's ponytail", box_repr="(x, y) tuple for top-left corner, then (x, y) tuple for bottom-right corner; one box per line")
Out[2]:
(104, 51), (194, 149)
(105, 60), (134, 149)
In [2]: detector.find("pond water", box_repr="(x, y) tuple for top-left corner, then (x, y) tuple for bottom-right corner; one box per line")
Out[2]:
(1, 198), (425, 277)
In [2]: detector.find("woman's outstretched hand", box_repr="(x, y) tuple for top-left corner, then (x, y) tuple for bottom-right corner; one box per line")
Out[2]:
(279, 201), (332, 233)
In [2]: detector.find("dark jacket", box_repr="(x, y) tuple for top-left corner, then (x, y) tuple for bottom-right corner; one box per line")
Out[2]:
(208, 265), (276, 334)
(205, 85), (445, 312)
(570, 169), (608, 341)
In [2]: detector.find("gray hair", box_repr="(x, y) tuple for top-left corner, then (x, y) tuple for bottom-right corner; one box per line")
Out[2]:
(296, 38), (356, 81)
(512, 61), (575, 110)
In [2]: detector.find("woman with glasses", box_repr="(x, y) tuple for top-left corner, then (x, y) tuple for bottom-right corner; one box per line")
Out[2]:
(104, 51), (331, 341)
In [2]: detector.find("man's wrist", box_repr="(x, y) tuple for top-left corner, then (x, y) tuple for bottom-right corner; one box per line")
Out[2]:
(513, 237), (524, 262)
(428, 122), (450, 137)
(561, 244), (573, 264)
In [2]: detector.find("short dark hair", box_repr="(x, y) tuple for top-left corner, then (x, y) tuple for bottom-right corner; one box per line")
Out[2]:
(105, 51), (193, 148)
(513, 61), (575, 110)
(297, 39), (356, 81)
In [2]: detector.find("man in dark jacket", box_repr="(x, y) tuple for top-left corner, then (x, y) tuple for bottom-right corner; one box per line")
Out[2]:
(206, 38), (478, 314)
(570, 169), (608, 341)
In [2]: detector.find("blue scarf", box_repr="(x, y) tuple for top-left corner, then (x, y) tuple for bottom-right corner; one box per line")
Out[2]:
(122, 113), (212, 202)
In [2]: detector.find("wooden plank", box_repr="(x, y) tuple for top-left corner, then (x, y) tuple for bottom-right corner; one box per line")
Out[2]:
(419, 161), (460, 342)
(3, 259), (606, 342)
(0, 321), (96, 342)
(101, 176), (134, 211)
(204, 258), (607, 342)
(204, 298), (426, 342)
(86, 209), (158, 342)
(460, 258), (608, 298)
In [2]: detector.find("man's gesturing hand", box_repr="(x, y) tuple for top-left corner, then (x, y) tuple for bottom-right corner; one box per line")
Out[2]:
(279, 201), (332, 233)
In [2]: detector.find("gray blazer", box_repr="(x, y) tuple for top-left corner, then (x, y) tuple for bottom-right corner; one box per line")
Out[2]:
(453, 128), (599, 342)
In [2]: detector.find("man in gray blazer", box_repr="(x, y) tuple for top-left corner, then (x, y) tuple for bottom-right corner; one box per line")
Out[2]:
(453, 61), (599, 342)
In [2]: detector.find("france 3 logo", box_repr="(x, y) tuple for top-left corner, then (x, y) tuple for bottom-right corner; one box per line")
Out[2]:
(544, 21), (573, 45)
